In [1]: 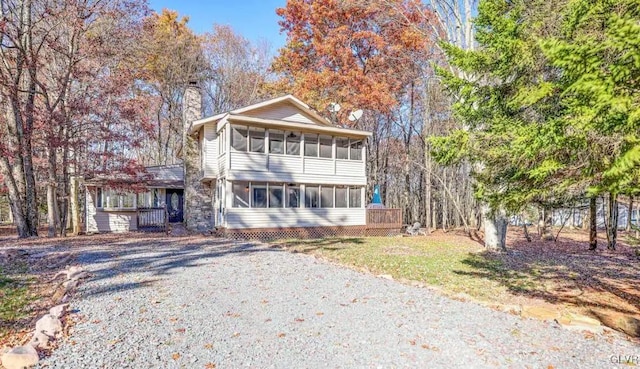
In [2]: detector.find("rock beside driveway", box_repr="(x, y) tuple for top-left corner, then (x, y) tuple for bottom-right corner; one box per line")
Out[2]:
(1, 345), (39, 369)
(35, 314), (63, 338)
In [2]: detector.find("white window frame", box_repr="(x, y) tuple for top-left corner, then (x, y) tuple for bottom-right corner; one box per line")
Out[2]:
(96, 187), (137, 210)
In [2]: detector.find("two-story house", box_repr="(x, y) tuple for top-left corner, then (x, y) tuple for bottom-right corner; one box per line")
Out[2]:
(84, 84), (401, 238)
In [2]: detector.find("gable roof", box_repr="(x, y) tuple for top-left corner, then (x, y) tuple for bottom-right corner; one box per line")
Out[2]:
(189, 95), (336, 134)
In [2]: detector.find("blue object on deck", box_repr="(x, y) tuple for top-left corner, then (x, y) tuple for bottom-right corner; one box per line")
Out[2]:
(372, 184), (382, 204)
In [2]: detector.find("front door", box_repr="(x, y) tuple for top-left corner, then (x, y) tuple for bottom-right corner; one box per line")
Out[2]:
(166, 189), (184, 223)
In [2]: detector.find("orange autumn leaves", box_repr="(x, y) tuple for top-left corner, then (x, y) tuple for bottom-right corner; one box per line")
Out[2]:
(270, 0), (439, 124)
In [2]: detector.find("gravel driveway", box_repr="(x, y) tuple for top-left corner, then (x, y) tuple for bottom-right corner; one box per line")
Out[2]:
(39, 236), (636, 368)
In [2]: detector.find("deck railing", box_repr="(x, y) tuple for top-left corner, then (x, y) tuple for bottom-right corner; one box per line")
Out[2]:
(137, 207), (168, 231)
(366, 208), (402, 229)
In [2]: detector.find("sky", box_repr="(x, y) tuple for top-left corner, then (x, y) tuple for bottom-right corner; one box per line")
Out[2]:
(148, 0), (287, 50)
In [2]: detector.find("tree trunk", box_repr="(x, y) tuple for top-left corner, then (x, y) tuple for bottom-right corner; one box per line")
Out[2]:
(523, 222), (532, 242)
(483, 204), (507, 251)
(424, 143), (432, 233)
(0, 157), (30, 236)
(442, 169), (448, 231)
(589, 197), (597, 250)
(606, 192), (618, 250)
(539, 207), (554, 241)
(8, 202), (13, 224)
(70, 176), (81, 235)
(47, 144), (60, 237)
(626, 196), (633, 232)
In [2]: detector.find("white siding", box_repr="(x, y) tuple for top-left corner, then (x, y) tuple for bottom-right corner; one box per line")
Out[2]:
(225, 208), (366, 229)
(243, 102), (318, 125)
(336, 160), (365, 177)
(227, 152), (365, 185)
(203, 124), (218, 178)
(85, 188), (137, 233)
(269, 155), (302, 173)
(304, 157), (334, 175)
(228, 170), (365, 186)
(229, 151), (268, 172)
(218, 153), (226, 176)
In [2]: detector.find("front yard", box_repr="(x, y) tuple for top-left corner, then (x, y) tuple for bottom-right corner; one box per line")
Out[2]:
(0, 253), (36, 347)
(277, 228), (640, 339)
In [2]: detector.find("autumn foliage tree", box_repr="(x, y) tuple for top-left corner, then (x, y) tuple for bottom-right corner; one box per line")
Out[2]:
(202, 24), (271, 115)
(0, 0), (153, 238)
(270, 0), (438, 121)
(136, 9), (209, 166)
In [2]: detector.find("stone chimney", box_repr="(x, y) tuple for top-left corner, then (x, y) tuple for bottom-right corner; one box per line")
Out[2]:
(182, 81), (213, 231)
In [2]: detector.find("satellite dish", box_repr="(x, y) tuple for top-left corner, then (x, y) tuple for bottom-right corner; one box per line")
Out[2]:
(348, 109), (363, 122)
(328, 102), (341, 113)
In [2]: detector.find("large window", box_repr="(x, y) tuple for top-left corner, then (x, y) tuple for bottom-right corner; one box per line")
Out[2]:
(96, 188), (137, 210)
(269, 184), (284, 208)
(335, 138), (363, 161)
(231, 126), (248, 151)
(350, 140), (363, 161)
(349, 187), (362, 208)
(335, 187), (348, 208)
(230, 182), (363, 209)
(232, 181), (250, 208)
(321, 186), (334, 207)
(287, 186), (300, 208)
(286, 132), (300, 155)
(305, 186), (319, 208)
(219, 127), (226, 155)
(319, 135), (333, 158)
(304, 134), (318, 157)
(336, 138), (349, 159)
(137, 189), (161, 208)
(96, 188), (103, 208)
(250, 128), (265, 153)
(252, 183), (267, 208)
(269, 130), (284, 154)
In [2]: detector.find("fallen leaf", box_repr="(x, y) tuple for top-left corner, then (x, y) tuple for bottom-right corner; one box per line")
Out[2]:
(277, 333), (286, 338)
(294, 318), (305, 322)
(261, 299), (269, 304)
(421, 344), (440, 352)
(175, 328), (186, 333)
(232, 332), (240, 337)
(409, 340), (416, 346)
(204, 343), (213, 349)
(547, 365), (555, 369)
(91, 319), (102, 324)
(316, 312), (324, 316)
(169, 317), (178, 322)
(172, 353), (181, 360)
(205, 363), (217, 369)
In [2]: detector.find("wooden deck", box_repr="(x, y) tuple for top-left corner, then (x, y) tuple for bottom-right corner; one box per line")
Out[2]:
(366, 208), (402, 229)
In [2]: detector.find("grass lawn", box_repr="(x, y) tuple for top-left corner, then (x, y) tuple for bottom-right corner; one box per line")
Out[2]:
(277, 229), (640, 338)
(277, 234), (515, 302)
(0, 262), (35, 343)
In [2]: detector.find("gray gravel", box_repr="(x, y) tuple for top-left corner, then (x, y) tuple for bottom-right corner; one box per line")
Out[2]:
(39, 237), (636, 368)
